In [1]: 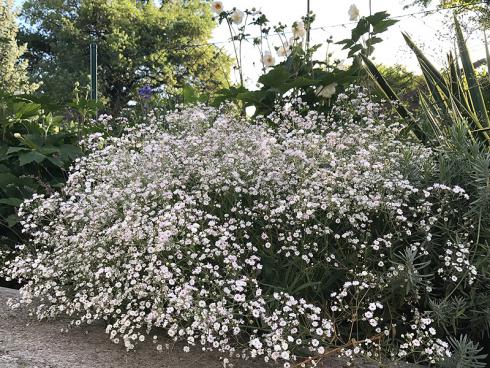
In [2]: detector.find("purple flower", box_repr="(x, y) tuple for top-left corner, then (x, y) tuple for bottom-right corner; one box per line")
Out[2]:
(138, 85), (153, 100)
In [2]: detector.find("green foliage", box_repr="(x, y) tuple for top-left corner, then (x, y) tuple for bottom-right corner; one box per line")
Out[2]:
(441, 335), (487, 368)
(20, 0), (231, 113)
(0, 91), (80, 256)
(0, 0), (37, 94)
(337, 11), (398, 56)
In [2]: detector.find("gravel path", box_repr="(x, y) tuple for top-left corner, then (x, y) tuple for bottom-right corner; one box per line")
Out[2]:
(0, 287), (420, 368)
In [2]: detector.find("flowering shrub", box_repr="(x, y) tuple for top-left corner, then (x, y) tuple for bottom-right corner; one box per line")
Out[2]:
(2, 88), (478, 366)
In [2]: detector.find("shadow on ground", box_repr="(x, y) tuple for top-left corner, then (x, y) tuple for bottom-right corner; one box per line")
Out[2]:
(0, 287), (421, 368)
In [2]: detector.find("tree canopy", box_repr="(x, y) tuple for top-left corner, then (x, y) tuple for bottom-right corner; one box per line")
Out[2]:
(0, 0), (37, 94)
(406, 0), (490, 28)
(20, 0), (231, 112)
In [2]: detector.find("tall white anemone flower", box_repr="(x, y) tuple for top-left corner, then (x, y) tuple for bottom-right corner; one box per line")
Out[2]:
(230, 9), (244, 24)
(211, 1), (224, 14)
(348, 4), (360, 21)
(262, 51), (275, 67)
(292, 21), (306, 39)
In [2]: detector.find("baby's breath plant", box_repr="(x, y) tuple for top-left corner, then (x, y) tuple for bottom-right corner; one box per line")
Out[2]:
(2, 87), (479, 367)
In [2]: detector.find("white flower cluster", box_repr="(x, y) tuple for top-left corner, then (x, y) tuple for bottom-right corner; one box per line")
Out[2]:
(3, 89), (474, 366)
(397, 310), (451, 364)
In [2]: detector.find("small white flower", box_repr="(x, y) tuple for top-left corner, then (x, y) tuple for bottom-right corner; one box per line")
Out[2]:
(211, 1), (224, 14)
(262, 51), (275, 67)
(315, 82), (337, 99)
(13, 132), (22, 139)
(230, 9), (244, 24)
(348, 4), (360, 21)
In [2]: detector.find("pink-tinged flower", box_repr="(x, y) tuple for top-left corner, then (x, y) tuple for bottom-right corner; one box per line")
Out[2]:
(230, 9), (244, 24)
(262, 51), (275, 67)
(277, 42), (291, 57)
(211, 1), (224, 14)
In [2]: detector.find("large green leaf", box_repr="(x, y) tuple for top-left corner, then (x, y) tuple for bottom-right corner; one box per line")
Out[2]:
(6, 213), (19, 227)
(365, 11), (390, 25)
(39, 146), (60, 155)
(0, 198), (23, 207)
(258, 66), (290, 88)
(336, 38), (354, 49)
(237, 90), (275, 106)
(351, 18), (370, 43)
(282, 77), (317, 90)
(18, 151), (47, 166)
(0, 172), (18, 186)
(58, 144), (82, 161)
(212, 86), (248, 107)
(6, 147), (29, 155)
(47, 156), (64, 168)
(372, 19), (398, 34)
(347, 44), (363, 58)
(13, 101), (41, 119)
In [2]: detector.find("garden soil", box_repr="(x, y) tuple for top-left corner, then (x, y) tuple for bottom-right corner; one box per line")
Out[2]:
(0, 287), (418, 368)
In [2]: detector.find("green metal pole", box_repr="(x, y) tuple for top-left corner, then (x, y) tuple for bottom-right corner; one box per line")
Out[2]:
(484, 30), (490, 80)
(306, 0), (310, 47)
(90, 43), (97, 101)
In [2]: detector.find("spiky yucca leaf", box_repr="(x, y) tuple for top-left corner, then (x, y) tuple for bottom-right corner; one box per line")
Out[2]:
(402, 32), (451, 99)
(454, 15), (490, 130)
(403, 32), (485, 138)
(359, 54), (426, 141)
